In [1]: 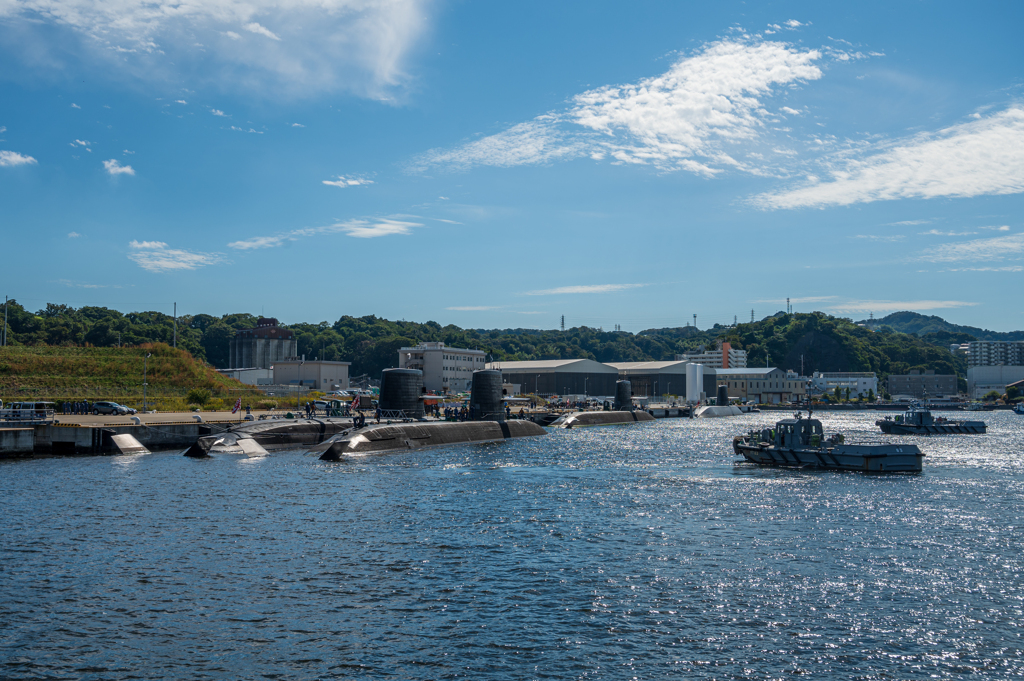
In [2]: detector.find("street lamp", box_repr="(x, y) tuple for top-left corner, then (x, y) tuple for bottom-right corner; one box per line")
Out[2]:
(143, 352), (152, 413)
(584, 377), (589, 399)
(536, 374), (540, 396)
(296, 358), (305, 411)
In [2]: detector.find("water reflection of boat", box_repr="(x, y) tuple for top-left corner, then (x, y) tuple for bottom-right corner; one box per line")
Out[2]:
(733, 411), (924, 473)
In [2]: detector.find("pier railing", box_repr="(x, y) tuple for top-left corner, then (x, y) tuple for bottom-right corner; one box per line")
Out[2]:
(0, 408), (56, 425)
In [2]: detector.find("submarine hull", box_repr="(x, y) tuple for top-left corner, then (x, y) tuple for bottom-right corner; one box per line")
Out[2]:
(550, 411), (656, 428)
(316, 420), (546, 460)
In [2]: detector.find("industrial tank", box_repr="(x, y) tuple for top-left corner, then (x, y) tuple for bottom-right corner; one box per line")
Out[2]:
(378, 368), (425, 418)
(470, 370), (504, 421)
(717, 384), (730, 407)
(614, 380), (633, 411)
(685, 363), (704, 403)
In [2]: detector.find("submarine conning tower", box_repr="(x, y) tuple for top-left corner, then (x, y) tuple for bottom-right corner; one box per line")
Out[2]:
(614, 380), (633, 411)
(470, 369), (505, 421)
(717, 384), (730, 407)
(379, 368), (425, 418)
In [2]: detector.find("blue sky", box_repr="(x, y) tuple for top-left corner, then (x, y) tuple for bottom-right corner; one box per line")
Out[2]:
(1, 0), (1023, 331)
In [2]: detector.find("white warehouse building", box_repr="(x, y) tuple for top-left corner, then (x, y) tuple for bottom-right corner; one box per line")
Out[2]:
(808, 372), (878, 398)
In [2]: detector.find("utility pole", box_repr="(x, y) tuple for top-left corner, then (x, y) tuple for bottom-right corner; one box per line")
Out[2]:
(561, 315), (565, 332)
(173, 302), (177, 349)
(751, 309), (755, 323)
(801, 354), (804, 376)
(143, 353), (151, 413)
(2, 295), (7, 347)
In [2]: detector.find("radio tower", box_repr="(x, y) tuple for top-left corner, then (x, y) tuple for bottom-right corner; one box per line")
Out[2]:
(751, 309), (754, 323)
(787, 297), (791, 314)
(561, 315), (565, 332)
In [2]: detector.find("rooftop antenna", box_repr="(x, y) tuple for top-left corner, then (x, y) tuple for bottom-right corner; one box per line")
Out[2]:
(751, 309), (755, 323)
(561, 315), (565, 332)
(734, 315), (737, 326)
(787, 297), (791, 314)
(693, 313), (697, 329)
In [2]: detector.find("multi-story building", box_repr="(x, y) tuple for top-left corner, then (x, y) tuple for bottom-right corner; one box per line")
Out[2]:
(675, 342), (747, 368)
(487, 359), (619, 398)
(887, 370), (957, 399)
(398, 342), (487, 393)
(967, 340), (1024, 398)
(714, 368), (806, 404)
(229, 317), (297, 369)
(809, 372), (878, 398)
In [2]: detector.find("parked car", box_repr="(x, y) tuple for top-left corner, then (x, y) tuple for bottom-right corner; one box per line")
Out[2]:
(92, 401), (130, 415)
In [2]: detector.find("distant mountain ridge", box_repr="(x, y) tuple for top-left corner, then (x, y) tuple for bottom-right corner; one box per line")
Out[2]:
(859, 311), (1024, 342)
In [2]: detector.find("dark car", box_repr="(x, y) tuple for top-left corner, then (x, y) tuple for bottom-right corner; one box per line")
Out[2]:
(93, 401), (130, 415)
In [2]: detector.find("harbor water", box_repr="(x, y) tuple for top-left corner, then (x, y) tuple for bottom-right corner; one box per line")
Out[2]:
(2, 412), (1023, 679)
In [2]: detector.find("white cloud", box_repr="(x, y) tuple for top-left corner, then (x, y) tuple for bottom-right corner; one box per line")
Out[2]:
(123, 149), (135, 154)
(754, 107), (1024, 209)
(943, 266), (1022, 272)
(0, 150), (38, 167)
(228, 217), (422, 249)
(886, 219), (931, 226)
(854, 234), (905, 242)
(981, 225), (1011, 231)
(211, 109), (227, 117)
(291, 122), (305, 127)
(103, 158), (134, 175)
(919, 229), (977, 236)
(71, 103), (81, 109)
(70, 139), (90, 147)
(523, 283), (647, 296)
(785, 19), (804, 28)
(753, 296), (837, 304)
(175, 99), (187, 104)
(128, 240), (223, 272)
(917, 233), (1024, 263)
(413, 37), (823, 175)
(243, 21), (279, 40)
(229, 126), (262, 133)
(446, 306), (500, 311)
(779, 106), (803, 115)
(438, 196), (449, 200)
(322, 175), (373, 188)
(826, 299), (977, 314)
(0, 126), (6, 134)
(1, 0), (430, 99)
(67, 231), (80, 238)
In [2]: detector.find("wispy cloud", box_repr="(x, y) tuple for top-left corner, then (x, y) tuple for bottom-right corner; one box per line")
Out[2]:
(175, 99), (187, 104)
(70, 139), (91, 150)
(942, 266), (1023, 272)
(128, 240), (223, 272)
(71, 103), (81, 109)
(211, 109), (228, 117)
(919, 229), (977, 236)
(0, 0), (430, 99)
(103, 159), (134, 175)
(0, 150), (37, 167)
(854, 234), (905, 242)
(827, 299), (977, 314)
(413, 37), (823, 176)
(243, 21), (279, 40)
(291, 123), (305, 128)
(779, 106), (804, 115)
(981, 225), (1011, 231)
(446, 306), (500, 311)
(523, 283), (647, 296)
(754, 107), (1024, 209)
(322, 175), (373, 188)
(886, 219), (931, 226)
(67, 231), (81, 238)
(753, 296), (837, 304)
(228, 217), (422, 249)
(56, 278), (121, 289)
(229, 126), (262, 133)
(917, 232), (1024, 263)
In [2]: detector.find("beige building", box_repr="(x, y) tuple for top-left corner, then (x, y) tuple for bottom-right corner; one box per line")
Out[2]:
(676, 342), (747, 368)
(273, 360), (351, 391)
(398, 342), (487, 393)
(715, 368), (807, 404)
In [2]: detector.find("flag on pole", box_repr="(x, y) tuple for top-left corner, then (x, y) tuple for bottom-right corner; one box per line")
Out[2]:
(232, 397), (242, 414)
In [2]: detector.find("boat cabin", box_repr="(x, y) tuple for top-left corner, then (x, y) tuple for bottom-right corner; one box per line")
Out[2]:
(773, 417), (824, 448)
(895, 408), (934, 427)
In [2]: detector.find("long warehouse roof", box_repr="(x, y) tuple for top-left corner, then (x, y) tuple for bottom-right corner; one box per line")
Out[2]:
(487, 359), (618, 373)
(607, 361), (691, 372)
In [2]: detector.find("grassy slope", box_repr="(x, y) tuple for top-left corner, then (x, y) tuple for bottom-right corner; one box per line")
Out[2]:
(0, 343), (259, 409)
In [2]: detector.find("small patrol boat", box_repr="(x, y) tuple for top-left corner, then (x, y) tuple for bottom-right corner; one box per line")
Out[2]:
(733, 411), (924, 473)
(1015, 403), (1024, 415)
(876, 405), (986, 434)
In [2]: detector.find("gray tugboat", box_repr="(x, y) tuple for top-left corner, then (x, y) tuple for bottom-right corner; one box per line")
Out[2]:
(734, 411), (924, 473)
(876, 405), (986, 434)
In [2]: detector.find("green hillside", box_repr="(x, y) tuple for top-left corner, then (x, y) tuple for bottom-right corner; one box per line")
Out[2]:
(860, 311), (1024, 342)
(0, 343), (261, 410)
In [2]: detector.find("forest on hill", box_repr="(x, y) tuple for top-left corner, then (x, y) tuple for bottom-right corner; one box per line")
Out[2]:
(0, 300), (983, 381)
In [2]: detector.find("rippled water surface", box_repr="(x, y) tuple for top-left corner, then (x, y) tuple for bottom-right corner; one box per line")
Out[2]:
(3, 412), (1024, 679)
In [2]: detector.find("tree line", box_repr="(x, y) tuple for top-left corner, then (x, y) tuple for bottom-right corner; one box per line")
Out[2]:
(0, 301), (971, 383)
